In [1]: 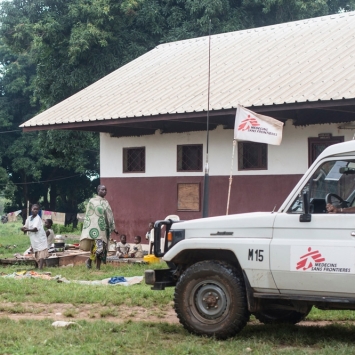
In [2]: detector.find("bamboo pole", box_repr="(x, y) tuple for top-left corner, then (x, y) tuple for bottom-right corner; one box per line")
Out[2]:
(226, 140), (237, 215)
(202, 19), (212, 218)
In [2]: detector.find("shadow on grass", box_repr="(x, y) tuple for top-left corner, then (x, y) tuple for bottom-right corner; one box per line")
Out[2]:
(236, 322), (355, 345)
(142, 320), (355, 344)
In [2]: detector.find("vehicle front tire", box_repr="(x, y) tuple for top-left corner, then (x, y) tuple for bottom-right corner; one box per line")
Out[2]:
(174, 260), (249, 339)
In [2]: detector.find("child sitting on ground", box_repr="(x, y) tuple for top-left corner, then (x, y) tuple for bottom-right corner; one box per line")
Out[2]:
(130, 236), (144, 258)
(116, 234), (131, 258)
(44, 219), (55, 248)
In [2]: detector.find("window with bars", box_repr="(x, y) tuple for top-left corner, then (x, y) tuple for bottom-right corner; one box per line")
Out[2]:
(177, 144), (203, 172)
(238, 142), (267, 170)
(123, 147), (145, 173)
(308, 136), (343, 167)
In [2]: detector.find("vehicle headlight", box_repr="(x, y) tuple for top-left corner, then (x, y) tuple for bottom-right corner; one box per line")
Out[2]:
(167, 229), (185, 249)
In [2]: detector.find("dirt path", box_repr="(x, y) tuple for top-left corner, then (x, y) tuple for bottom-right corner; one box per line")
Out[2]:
(0, 302), (354, 327)
(0, 302), (179, 323)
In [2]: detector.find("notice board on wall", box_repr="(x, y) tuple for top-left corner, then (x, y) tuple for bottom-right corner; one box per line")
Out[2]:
(177, 183), (200, 211)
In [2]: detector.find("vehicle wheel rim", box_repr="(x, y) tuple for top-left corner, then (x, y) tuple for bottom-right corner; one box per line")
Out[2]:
(190, 280), (229, 322)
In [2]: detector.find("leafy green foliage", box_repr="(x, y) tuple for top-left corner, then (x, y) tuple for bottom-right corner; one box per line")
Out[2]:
(0, 0), (150, 107)
(52, 222), (83, 235)
(0, 40), (42, 211)
(0, 11), (99, 213)
(242, 0), (355, 25)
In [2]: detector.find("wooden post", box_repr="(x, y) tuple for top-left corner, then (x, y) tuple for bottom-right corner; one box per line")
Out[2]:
(226, 140), (237, 215)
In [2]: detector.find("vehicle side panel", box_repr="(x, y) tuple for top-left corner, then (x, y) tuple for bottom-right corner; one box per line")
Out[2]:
(164, 238), (278, 291)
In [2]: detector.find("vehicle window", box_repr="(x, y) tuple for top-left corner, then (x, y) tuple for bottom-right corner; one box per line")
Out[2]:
(288, 159), (355, 213)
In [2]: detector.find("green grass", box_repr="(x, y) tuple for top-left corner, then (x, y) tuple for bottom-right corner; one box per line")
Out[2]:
(0, 221), (80, 258)
(0, 319), (355, 355)
(0, 276), (174, 307)
(307, 307), (355, 321)
(62, 308), (78, 318)
(0, 221), (28, 257)
(0, 222), (173, 306)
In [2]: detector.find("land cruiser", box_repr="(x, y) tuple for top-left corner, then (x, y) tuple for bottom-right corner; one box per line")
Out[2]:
(145, 140), (355, 339)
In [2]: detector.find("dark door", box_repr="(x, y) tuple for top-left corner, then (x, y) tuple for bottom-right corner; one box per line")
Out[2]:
(308, 136), (344, 166)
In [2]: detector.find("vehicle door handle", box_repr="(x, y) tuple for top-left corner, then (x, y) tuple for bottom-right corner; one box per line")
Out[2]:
(351, 232), (355, 237)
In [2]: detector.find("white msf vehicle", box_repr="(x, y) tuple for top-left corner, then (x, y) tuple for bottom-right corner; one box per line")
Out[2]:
(145, 140), (355, 339)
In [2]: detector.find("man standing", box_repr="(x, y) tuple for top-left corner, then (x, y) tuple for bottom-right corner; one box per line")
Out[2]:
(81, 185), (118, 270)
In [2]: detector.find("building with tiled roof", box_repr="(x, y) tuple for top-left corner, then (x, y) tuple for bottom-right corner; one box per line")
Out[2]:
(21, 12), (355, 240)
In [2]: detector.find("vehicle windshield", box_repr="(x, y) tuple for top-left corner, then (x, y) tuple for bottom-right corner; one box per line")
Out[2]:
(289, 159), (355, 213)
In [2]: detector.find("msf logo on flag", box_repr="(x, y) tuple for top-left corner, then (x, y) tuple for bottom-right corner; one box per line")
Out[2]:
(238, 115), (260, 131)
(234, 105), (284, 145)
(296, 247), (325, 271)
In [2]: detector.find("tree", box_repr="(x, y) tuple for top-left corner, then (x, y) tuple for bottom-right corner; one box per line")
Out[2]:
(242, 0), (355, 25)
(0, 38), (99, 215)
(0, 0), (155, 107)
(0, 39), (40, 212)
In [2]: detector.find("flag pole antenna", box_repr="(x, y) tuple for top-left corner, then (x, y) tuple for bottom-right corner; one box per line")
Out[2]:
(202, 19), (212, 218)
(226, 139), (237, 215)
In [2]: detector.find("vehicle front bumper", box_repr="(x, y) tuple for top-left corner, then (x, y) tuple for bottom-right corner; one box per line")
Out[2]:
(144, 268), (177, 290)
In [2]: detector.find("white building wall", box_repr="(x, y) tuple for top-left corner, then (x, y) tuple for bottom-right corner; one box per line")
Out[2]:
(100, 120), (354, 178)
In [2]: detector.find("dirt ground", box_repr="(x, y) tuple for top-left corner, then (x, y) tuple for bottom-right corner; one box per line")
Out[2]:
(0, 302), (350, 327)
(0, 302), (179, 323)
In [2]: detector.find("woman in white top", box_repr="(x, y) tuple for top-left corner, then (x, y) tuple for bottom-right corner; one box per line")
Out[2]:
(21, 204), (48, 269)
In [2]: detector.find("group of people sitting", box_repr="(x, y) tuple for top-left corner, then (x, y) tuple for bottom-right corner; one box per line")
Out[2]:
(115, 234), (144, 258)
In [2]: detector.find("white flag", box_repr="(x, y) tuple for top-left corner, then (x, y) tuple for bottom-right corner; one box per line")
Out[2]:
(234, 105), (284, 145)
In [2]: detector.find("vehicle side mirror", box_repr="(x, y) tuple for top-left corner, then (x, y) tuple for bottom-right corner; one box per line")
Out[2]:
(339, 167), (355, 174)
(300, 191), (312, 222)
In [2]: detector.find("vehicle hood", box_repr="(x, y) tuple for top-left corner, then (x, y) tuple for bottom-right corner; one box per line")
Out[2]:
(172, 212), (277, 239)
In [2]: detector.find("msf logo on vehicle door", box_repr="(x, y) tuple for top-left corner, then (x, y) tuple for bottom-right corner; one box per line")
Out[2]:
(290, 246), (354, 274)
(296, 247), (325, 270)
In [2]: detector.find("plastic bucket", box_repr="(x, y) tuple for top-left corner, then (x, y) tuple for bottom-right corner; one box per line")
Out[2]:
(143, 254), (161, 264)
